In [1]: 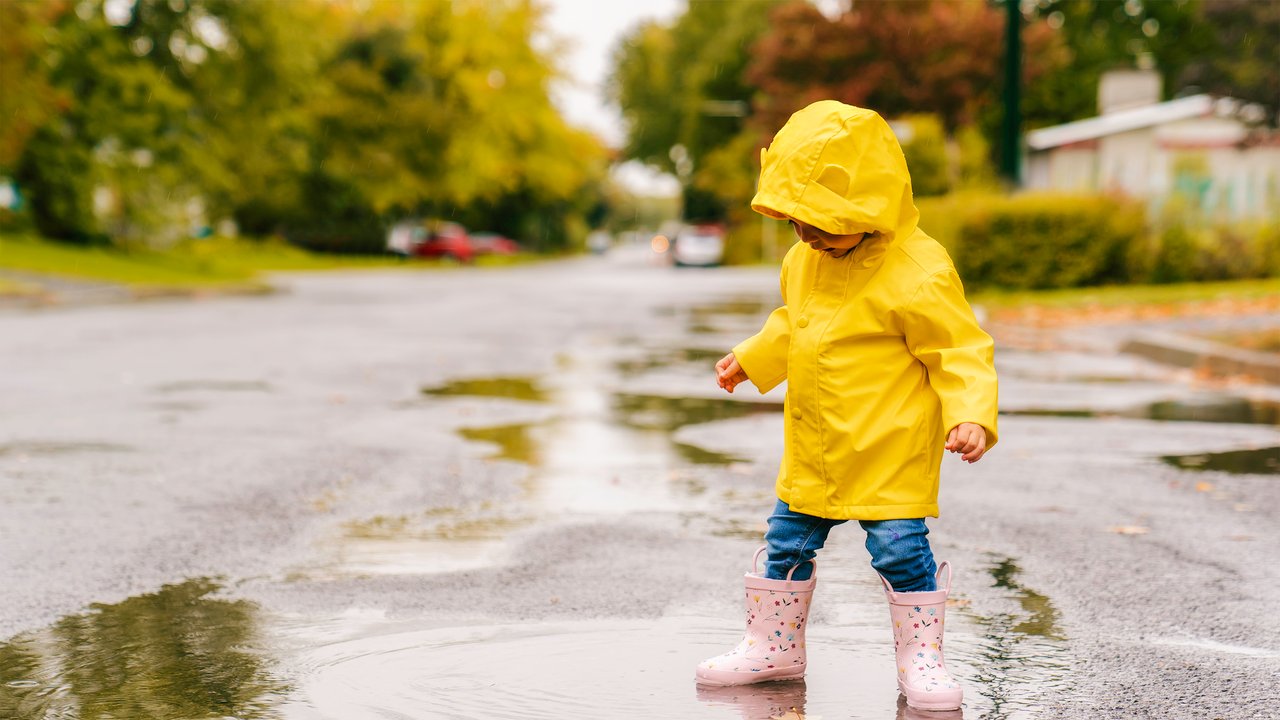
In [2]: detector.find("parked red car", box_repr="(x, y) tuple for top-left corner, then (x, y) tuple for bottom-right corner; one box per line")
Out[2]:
(469, 232), (521, 256)
(412, 221), (475, 263)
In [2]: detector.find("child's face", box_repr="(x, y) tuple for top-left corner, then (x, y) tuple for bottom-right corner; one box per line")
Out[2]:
(788, 218), (866, 258)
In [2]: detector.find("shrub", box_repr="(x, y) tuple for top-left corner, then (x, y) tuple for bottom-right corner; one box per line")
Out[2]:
(1147, 224), (1197, 284)
(955, 124), (998, 190)
(898, 114), (951, 197)
(952, 193), (1145, 290)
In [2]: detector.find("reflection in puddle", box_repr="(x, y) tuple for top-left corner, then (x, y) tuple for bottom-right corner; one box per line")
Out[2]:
(282, 619), (907, 719)
(0, 441), (133, 456)
(689, 298), (772, 318)
(1002, 395), (1280, 426)
(319, 364), (782, 579)
(1163, 446), (1280, 475)
(0, 579), (284, 719)
(695, 680), (809, 719)
(614, 393), (780, 431)
(676, 441), (744, 466)
(422, 376), (548, 403)
(989, 559), (1063, 640)
(1141, 397), (1279, 425)
(459, 423), (540, 464)
(959, 558), (1069, 720)
(616, 346), (725, 376)
(344, 511), (530, 541)
(680, 298), (772, 336)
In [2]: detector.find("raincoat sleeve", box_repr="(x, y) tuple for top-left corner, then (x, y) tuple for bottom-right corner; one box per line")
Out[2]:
(903, 270), (1000, 447)
(732, 251), (793, 394)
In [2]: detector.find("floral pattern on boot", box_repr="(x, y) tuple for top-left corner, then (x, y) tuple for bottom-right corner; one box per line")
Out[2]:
(697, 555), (817, 687)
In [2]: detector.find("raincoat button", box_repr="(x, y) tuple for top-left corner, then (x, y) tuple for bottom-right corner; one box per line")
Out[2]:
(797, 316), (809, 328)
(790, 406), (802, 420)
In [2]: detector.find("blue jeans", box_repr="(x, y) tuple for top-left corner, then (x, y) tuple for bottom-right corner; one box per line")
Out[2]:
(762, 498), (937, 592)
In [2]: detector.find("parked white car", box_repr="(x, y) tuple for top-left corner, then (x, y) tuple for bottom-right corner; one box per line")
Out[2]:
(672, 224), (725, 267)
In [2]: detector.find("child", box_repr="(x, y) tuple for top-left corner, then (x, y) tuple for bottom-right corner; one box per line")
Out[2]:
(694, 101), (998, 713)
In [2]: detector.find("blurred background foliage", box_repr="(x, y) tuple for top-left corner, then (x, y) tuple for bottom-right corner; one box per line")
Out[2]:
(1, 0), (1276, 289)
(1, 0), (606, 253)
(608, 0), (1278, 284)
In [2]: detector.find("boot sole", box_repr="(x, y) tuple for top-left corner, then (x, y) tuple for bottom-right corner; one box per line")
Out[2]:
(899, 682), (963, 711)
(695, 664), (806, 686)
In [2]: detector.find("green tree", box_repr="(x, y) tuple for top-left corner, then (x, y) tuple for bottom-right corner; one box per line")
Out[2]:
(300, 0), (604, 251)
(1179, 0), (1280, 125)
(1027, 0), (1218, 125)
(608, 0), (783, 220)
(0, 0), (67, 175)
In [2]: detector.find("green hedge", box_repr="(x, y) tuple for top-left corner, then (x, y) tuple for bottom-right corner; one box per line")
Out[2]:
(942, 193), (1279, 291)
(952, 194), (1144, 290)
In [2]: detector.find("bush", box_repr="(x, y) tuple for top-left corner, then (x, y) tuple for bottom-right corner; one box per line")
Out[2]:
(899, 114), (951, 197)
(955, 125), (998, 190)
(952, 194), (1145, 290)
(1135, 199), (1280, 284)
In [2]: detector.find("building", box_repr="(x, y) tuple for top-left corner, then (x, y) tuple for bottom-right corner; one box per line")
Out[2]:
(1025, 70), (1280, 221)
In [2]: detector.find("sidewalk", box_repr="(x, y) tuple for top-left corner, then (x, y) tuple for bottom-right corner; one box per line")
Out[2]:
(985, 298), (1280, 386)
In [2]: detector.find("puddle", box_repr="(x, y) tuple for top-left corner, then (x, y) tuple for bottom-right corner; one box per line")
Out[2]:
(0, 441), (133, 457)
(680, 298), (772, 336)
(614, 393), (780, 431)
(275, 607), (1057, 719)
(1002, 395), (1280, 426)
(957, 558), (1070, 719)
(315, 362), (781, 579)
(154, 380), (273, 393)
(422, 376), (548, 403)
(458, 423), (541, 464)
(278, 618), (916, 719)
(1162, 446), (1280, 475)
(0, 579), (285, 719)
(616, 346), (725, 377)
(987, 559), (1063, 640)
(304, 510), (538, 576)
(675, 441), (744, 466)
(1139, 397), (1280, 425)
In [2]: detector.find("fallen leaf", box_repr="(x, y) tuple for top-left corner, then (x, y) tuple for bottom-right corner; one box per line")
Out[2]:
(1194, 481), (1215, 493)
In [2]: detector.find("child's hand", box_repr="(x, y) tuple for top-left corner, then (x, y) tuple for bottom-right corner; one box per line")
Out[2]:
(946, 423), (988, 463)
(715, 352), (748, 394)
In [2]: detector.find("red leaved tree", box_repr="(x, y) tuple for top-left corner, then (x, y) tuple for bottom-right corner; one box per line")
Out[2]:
(748, 0), (1063, 133)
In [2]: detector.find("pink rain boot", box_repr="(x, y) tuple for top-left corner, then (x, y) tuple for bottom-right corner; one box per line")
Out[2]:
(881, 562), (963, 711)
(696, 547), (816, 686)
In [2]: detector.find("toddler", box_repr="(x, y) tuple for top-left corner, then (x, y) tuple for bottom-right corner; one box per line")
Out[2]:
(694, 101), (999, 713)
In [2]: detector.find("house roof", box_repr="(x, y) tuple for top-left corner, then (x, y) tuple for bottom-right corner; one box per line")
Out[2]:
(1026, 94), (1217, 151)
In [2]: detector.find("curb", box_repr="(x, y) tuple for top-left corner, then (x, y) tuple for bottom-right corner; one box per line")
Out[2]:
(1121, 330), (1280, 384)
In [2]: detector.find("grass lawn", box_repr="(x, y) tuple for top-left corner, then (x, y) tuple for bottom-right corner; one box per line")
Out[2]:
(1, 234), (257, 286)
(975, 276), (1280, 330)
(974, 276), (1280, 310)
(0, 234), (462, 290)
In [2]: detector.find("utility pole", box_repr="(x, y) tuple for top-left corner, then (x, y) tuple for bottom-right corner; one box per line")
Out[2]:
(1001, 0), (1022, 188)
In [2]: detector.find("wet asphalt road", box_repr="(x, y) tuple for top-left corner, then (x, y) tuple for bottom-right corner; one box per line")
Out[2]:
(2, 246), (1278, 719)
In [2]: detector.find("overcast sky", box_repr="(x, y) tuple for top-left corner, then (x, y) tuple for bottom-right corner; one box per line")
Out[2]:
(541, 0), (682, 147)
(540, 0), (682, 195)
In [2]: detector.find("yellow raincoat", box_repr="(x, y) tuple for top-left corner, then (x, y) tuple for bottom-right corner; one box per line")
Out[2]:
(734, 101), (999, 521)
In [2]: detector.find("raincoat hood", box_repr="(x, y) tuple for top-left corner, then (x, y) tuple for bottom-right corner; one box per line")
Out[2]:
(752, 101), (920, 241)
